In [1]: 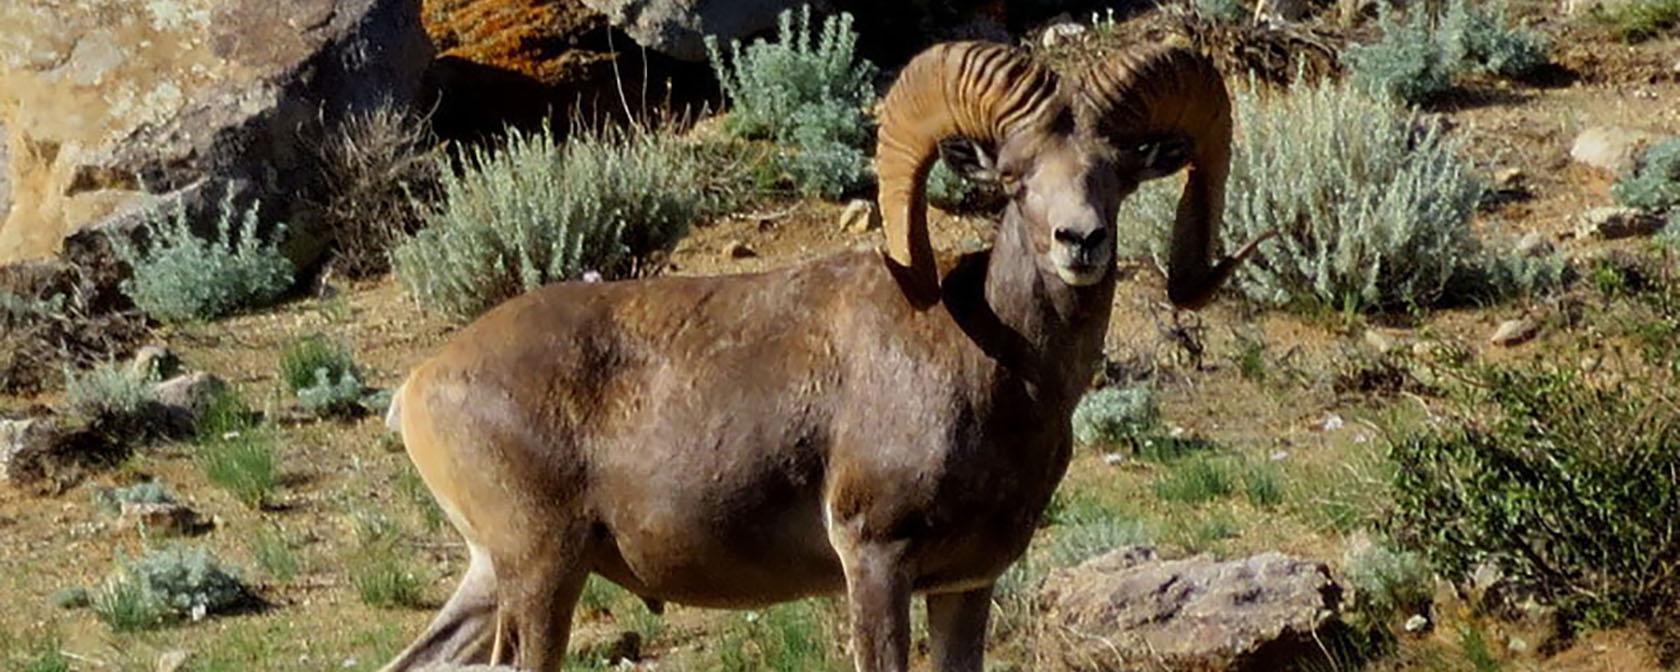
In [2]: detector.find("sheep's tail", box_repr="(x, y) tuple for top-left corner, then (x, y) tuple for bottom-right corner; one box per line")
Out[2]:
(385, 382), (406, 434)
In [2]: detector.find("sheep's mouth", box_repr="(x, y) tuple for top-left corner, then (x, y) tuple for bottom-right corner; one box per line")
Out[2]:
(1054, 260), (1108, 286)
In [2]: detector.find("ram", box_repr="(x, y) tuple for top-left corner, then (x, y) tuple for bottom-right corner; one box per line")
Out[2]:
(380, 41), (1267, 672)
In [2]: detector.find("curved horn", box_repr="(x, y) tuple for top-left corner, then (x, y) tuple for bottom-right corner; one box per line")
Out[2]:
(877, 42), (1061, 307)
(1074, 46), (1266, 310)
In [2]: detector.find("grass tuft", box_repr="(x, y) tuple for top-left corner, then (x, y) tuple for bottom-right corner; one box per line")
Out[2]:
(198, 429), (279, 509)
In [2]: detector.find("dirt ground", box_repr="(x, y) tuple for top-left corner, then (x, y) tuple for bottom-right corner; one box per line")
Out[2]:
(2, 3), (1679, 671)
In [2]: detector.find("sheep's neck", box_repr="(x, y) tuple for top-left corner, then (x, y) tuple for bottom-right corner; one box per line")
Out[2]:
(977, 214), (1116, 405)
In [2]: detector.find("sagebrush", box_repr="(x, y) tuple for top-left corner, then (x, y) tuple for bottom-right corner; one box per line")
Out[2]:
(279, 334), (364, 417)
(1613, 137), (1680, 214)
(109, 191), (294, 324)
(1346, 0), (1547, 104)
(1119, 77), (1519, 313)
(707, 5), (877, 199)
(64, 360), (154, 427)
(92, 546), (249, 631)
(393, 125), (708, 321)
(1070, 385), (1160, 448)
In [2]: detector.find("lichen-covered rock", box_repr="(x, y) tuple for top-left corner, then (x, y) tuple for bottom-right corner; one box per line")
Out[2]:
(1570, 126), (1668, 177)
(0, 416), (58, 485)
(581, 0), (819, 61)
(1041, 546), (1343, 672)
(0, 0), (433, 269)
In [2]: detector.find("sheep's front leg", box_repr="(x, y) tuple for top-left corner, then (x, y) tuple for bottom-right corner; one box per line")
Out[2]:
(838, 540), (913, 672)
(927, 585), (992, 672)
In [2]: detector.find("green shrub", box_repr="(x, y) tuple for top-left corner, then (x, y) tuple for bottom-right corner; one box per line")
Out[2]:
(250, 525), (300, 583)
(393, 125), (707, 321)
(1388, 364), (1680, 629)
(1347, 0), (1548, 104)
(1612, 137), (1680, 214)
(109, 191), (294, 324)
(1153, 455), (1237, 504)
(279, 334), (364, 417)
(1119, 78), (1489, 313)
(350, 512), (428, 609)
(1345, 8), (1456, 105)
(90, 480), (176, 515)
(1344, 540), (1434, 624)
(92, 546), (250, 631)
(707, 5), (877, 199)
(1591, 0), (1680, 42)
(199, 430), (278, 509)
(1070, 385), (1160, 448)
(718, 600), (845, 672)
(64, 360), (154, 427)
(1443, 0), (1549, 78)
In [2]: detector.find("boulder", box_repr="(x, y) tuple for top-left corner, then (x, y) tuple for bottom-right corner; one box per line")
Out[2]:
(1489, 318), (1540, 347)
(151, 372), (230, 434)
(0, 416), (59, 485)
(1041, 546), (1343, 672)
(1570, 126), (1667, 177)
(0, 0), (434, 270)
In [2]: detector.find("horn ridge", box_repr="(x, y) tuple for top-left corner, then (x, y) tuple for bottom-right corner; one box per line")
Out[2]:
(1075, 45), (1247, 310)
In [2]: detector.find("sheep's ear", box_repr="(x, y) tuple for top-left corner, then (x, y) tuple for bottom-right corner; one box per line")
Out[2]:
(937, 137), (1000, 184)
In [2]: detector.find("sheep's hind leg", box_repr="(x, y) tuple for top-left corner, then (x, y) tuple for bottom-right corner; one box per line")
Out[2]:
(495, 533), (590, 672)
(379, 545), (499, 671)
(926, 585), (993, 672)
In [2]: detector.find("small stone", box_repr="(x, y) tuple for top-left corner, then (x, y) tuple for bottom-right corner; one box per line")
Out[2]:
(156, 649), (192, 672)
(1507, 636), (1530, 653)
(51, 586), (91, 609)
(1493, 167), (1525, 189)
(1102, 452), (1124, 466)
(726, 240), (756, 259)
(839, 199), (879, 233)
(1514, 231), (1552, 258)
(1570, 126), (1665, 176)
(1039, 21), (1088, 48)
(1576, 206), (1664, 240)
(1403, 614), (1430, 633)
(130, 345), (182, 381)
(119, 500), (203, 536)
(1363, 329), (1405, 354)
(1490, 318), (1540, 346)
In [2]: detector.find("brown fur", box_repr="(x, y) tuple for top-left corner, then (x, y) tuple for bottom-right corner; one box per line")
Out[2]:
(381, 43), (1250, 672)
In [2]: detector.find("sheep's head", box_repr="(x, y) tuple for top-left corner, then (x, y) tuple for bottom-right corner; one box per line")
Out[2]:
(876, 42), (1271, 309)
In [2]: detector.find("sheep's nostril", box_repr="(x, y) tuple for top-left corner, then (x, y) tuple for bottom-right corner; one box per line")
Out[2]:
(1054, 228), (1083, 245)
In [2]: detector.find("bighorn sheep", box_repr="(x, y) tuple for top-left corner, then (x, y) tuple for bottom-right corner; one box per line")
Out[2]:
(381, 41), (1266, 672)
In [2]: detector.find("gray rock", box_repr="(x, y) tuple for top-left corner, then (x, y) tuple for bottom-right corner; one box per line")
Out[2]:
(1404, 614), (1430, 633)
(1576, 206), (1664, 240)
(131, 345), (183, 382)
(1489, 318), (1539, 347)
(1514, 231), (1552, 258)
(151, 372), (229, 433)
(1040, 21), (1089, 48)
(0, 0), (433, 269)
(580, 0), (821, 62)
(1041, 546), (1343, 672)
(0, 416), (60, 485)
(839, 199), (879, 233)
(1570, 126), (1667, 176)
(155, 649), (192, 672)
